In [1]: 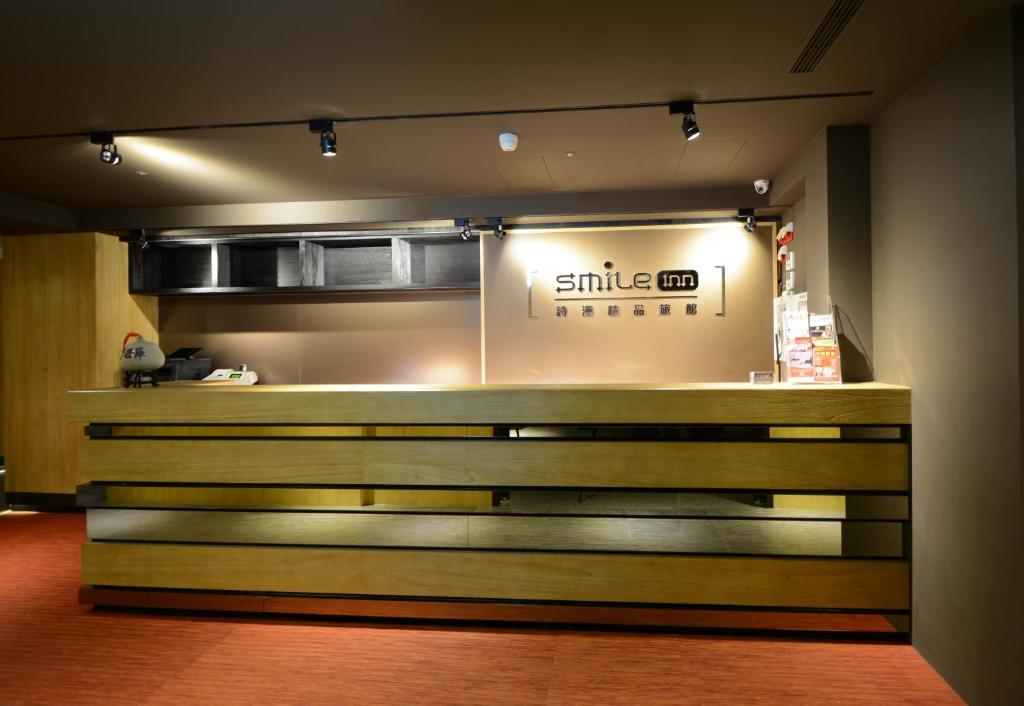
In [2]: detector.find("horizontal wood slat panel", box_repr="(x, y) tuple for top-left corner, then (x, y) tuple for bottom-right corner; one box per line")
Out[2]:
(111, 425), (370, 437)
(82, 543), (909, 610)
(85, 509), (902, 556)
(79, 439), (908, 491)
(106, 486), (265, 507)
(104, 487), (372, 508)
(108, 426), (495, 438)
(368, 490), (493, 507)
(67, 383), (911, 426)
(100, 486), (488, 510)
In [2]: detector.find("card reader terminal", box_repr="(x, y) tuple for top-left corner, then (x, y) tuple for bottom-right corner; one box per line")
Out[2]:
(202, 363), (258, 385)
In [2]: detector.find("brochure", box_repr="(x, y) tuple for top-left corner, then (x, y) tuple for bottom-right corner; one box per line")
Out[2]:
(809, 313), (836, 346)
(813, 345), (842, 383)
(787, 343), (815, 382)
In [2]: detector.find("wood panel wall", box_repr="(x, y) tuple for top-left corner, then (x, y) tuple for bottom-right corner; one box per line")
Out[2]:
(1, 233), (158, 494)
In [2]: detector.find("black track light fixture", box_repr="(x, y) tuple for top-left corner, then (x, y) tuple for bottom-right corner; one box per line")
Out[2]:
(487, 217), (506, 240)
(454, 218), (472, 241)
(683, 112), (701, 141)
(90, 132), (122, 165)
(738, 208), (757, 233)
(308, 119), (337, 157)
(668, 100), (700, 141)
(119, 229), (149, 250)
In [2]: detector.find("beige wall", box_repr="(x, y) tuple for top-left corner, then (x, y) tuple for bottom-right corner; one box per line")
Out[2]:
(780, 196), (806, 292)
(482, 224), (774, 383)
(159, 293), (481, 384)
(872, 12), (1020, 705)
(772, 130), (828, 298)
(771, 126), (873, 363)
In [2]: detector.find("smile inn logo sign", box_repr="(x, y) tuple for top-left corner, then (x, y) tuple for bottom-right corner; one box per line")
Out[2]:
(656, 270), (700, 292)
(555, 261), (699, 294)
(529, 261), (721, 320)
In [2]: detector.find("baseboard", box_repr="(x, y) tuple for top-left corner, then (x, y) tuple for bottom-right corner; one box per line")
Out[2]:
(7, 492), (80, 511)
(79, 587), (908, 638)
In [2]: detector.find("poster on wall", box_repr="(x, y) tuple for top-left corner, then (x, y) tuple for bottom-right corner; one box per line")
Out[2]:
(482, 225), (774, 383)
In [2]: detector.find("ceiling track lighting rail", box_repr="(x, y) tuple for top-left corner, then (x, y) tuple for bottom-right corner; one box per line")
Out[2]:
(0, 90), (873, 143)
(506, 215), (782, 233)
(119, 215), (784, 243)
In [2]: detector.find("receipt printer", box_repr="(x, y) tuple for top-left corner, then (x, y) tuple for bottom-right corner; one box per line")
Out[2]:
(202, 363), (259, 385)
(157, 347), (213, 382)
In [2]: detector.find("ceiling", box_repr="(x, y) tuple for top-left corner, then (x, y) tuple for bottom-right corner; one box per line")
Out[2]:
(0, 0), (1010, 224)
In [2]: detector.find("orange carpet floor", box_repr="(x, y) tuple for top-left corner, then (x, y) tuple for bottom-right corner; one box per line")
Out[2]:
(0, 511), (962, 705)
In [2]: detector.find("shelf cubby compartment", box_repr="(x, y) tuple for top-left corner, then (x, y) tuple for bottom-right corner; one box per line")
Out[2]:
(393, 236), (479, 288)
(224, 242), (301, 288)
(311, 238), (393, 288)
(133, 244), (214, 291)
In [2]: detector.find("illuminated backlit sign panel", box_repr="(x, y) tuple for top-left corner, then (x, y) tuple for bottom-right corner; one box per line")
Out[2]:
(483, 225), (773, 383)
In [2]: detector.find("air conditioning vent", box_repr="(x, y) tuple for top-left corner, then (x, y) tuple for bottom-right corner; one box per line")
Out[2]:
(789, 0), (864, 74)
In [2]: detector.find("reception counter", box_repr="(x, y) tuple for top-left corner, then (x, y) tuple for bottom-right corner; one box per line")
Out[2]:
(69, 383), (911, 634)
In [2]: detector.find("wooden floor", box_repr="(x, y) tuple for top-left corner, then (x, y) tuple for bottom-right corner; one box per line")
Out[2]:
(0, 511), (961, 705)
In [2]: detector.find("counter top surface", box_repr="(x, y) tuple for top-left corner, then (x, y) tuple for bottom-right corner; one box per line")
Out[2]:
(73, 381), (909, 393)
(67, 382), (909, 426)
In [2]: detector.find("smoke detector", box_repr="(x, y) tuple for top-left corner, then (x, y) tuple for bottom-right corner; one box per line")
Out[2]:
(498, 132), (519, 152)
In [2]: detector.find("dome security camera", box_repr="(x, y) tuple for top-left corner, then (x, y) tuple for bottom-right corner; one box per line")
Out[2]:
(498, 132), (519, 152)
(754, 179), (771, 195)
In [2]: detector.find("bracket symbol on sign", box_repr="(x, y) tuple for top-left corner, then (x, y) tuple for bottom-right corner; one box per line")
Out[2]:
(716, 265), (726, 317)
(527, 270), (539, 319)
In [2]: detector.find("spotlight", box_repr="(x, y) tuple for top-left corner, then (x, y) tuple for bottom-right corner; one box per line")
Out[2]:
(320, 130), (337, 157)
(455, 218), (472, 240)
(683, 112), (700, 141)
(667, 100), (700, 141)
(486, 217), (506, 240)
(308, 119), (337, 157)
(90, 132), (122, 166)
(739, 209), (757, 233)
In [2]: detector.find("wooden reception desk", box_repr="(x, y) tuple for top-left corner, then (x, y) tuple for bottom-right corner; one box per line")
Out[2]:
(69, 383), (911, 634)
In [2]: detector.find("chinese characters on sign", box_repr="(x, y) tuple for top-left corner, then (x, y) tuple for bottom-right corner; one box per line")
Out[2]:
(554, 301), (699, 318)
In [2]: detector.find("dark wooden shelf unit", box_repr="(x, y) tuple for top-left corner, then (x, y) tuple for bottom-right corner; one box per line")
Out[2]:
(129, 232), (480, 295)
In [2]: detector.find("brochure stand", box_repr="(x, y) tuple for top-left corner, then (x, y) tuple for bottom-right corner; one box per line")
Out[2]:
(774, 293), (842, 383)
